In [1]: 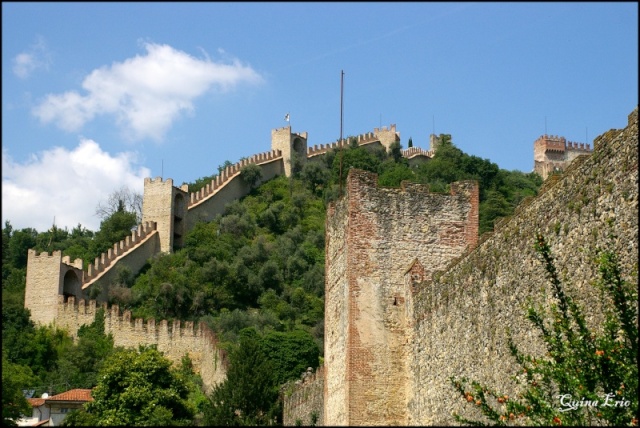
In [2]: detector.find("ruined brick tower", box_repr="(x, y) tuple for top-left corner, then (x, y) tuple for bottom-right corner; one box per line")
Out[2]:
(324, 169), (479, 425)
(533, 134), (592, 179)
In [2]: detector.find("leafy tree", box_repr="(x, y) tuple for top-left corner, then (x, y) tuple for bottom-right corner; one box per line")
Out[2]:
(218, 160), (233, 175)
(240, 163), (263, 189)
(260, 329), (320, 386)
(451, 234), (638, 426)
(330, 145), (382, 185)
(408, 137), (413, 148)
(378, 162), (416, 187)
(300, 162), (330, 196)
(89, 200), (138, 262)
(389, 141), (403, 163)
(2, 356), (33, 426)
(479, 190), (511, 235)
(45, 309), (116, 390)
(4, 225), (38, 268)
(205, 328), (280, 425)
(65, 345), (194, 426)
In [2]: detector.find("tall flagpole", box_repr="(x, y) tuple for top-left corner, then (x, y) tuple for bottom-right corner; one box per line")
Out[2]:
(339, 69), (344, 196)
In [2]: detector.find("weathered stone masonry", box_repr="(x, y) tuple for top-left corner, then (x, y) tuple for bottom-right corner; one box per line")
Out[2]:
(284, 107), (637, 426)
(407, 107), (638, 425)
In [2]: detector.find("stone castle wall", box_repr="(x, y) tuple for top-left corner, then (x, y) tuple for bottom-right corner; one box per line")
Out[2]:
(25, 223), (159, 325)
(186, 151), (284, 230)
(282, 366), (325, 426)
(54, 296), (228, 393)
(408, 108), (638, 425)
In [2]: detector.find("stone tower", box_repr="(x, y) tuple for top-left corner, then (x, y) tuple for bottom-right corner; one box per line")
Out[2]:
(25, 250), (85, 326)
(141, 177), (189, 253)
(271, 126), (308, 177)
(533, 135), (592, 179)
(372, 124), (400, 151)
(324, 169), (479, 426)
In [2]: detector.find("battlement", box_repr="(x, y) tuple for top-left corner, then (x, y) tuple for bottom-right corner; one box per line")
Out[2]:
(566, 141), (591, 151)
(373, 124), (397, 134)
(306, 124), (399, 158)
(534, 134), (566, 152)
(54, 295), (227, 392)
(83, 222), (157, 286)
(306, 132), (375, 157)
(28, 249), (62, 259)
(402, 146), (435, 159)
(188, 149), (283, 207)
(144, 176), (174, 186)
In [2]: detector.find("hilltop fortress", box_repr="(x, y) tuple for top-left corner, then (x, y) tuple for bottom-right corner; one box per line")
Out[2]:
(24, 123), (410, 392)
(23, 107), (637, 421)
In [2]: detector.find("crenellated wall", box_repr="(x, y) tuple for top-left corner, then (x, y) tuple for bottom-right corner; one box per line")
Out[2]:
(24, 122), (430, 402)
(186, 149), (285, 230)
(306, 124), (402, 160)
(25, 222), (159, 325)
(54, 296), (228, 393)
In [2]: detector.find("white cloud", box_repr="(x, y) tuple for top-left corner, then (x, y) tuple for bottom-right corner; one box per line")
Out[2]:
(12, 36), (52, 79)
(1, 140), (151, 233)
(32, 42), (264, 141)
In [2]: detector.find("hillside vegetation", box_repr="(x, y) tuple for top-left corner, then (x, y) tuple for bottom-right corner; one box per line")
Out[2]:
(2, 136), (542, 425)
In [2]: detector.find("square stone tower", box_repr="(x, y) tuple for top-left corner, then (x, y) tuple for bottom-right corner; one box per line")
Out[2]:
(271, 126), (308, 177)
(142, 177), (189, 253)
(324, 169), (478, 425)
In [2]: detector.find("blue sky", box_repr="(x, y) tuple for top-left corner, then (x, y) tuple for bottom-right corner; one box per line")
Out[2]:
(2, 2), (638, 232)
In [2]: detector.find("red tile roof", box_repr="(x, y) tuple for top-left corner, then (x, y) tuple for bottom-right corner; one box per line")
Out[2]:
(27, 397), (45, 407)
(45, 389), (93, 402)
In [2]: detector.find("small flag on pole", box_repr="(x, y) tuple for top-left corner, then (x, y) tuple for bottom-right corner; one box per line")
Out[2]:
(284, 113), (290, 122)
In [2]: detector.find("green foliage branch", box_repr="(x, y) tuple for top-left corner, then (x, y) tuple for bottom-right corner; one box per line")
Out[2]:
(451, 234), (638, 426)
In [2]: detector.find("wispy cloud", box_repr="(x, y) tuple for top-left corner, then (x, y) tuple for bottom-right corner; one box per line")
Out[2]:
(32, 41), (264, 142)
(1, 140), (151, 232)
(12, 35), (52, 79)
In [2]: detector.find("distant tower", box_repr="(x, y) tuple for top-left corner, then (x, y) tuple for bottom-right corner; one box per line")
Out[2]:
(271, 126), (308, 177)
(373, 124), (400, 152)
(142, 178), (189, 253)
(429, 133), (451, 152)
(533, 135), (592, 179)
